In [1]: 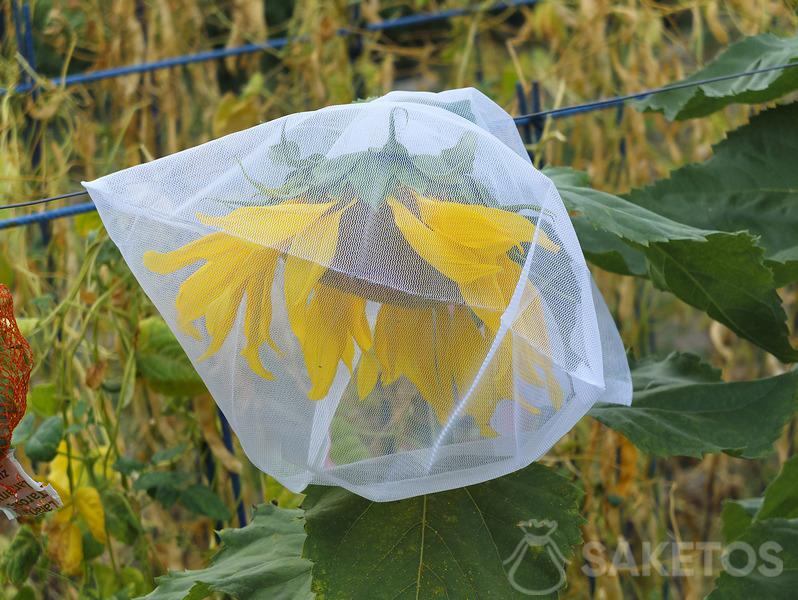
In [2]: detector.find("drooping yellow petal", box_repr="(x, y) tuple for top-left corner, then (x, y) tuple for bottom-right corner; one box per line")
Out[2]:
(174, 260), (231, 339)
(416, 196), (533, 254)
(388, 197), (500, 285)
(376, 304), (453, 422)
(374, 304), (400, 385)
(301, 285), (351, 400)
(459, 274), (505, 332)
(241, 260), (280, 380)
(356, 351), (379, 400)
(513, 288), (563, 410)
(142, 233), (236, 274)
(197, 201), (337, 248)
(198, 279), (246, 361)
(146, 229), (282, 379)
(342, 336), (355, 370)
(74, 486), (107, 544)
(350, 295), (372, 352)
(284, 208), (348, 343)
(447, 307), (488, 391)
(460, 253), (526, 331)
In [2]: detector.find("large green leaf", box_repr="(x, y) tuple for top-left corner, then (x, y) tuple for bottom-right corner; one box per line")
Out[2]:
(303, 465), (584, 599)
(590, 353), (798, 458)
(549, 167), (798, 362)
(142, 504), (313, 600)
(628, 103), (798, 286)
(711, 457), (798, 597)
(136, 317), (207, 397)
(636, 33), (798, 120)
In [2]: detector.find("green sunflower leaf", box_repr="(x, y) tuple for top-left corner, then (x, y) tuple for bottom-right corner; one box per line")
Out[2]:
(591, 353), (798, 458)
(636, 33), (798, 120)
(627, 103), (798, 286)
(142, 504), (313, 600)
(548, 165), (798, 362)
(303, 464), (584, 599)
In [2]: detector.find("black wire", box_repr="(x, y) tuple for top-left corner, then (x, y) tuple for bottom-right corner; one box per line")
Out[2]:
(4, 60), (797, 213)
(514, 61), (798, 124)
(1, 189), (88, 210)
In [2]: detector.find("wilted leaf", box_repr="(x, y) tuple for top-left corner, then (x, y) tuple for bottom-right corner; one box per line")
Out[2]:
(136, 317), (206, 397)
(637, 34), (798, 120)
(628, 103), (798, 286)
(25, 416), (64, 462)
(143, 504), (313, 600)
(47, 520), (83, 576)
(591, 354), (798, 458)
(303, 464), (584, 599)
(2, 526), (40, 585)
(74, 486), (107, 544)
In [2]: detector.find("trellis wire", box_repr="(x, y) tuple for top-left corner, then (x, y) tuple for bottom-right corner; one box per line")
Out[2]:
(2, 59), (796, 231)
(0, 0), (536, 96)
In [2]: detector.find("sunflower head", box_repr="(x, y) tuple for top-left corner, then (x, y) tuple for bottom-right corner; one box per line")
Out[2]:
(87, 89), (628, 500)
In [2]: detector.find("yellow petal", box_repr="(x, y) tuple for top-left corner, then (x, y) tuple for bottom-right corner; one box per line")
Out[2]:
(388, 197), (500, 285)
(350, 295), (372, 352)
(142, 233), (236, 274)
(356, 351), (379, 400)
(374, 304), (453, 418)
(448, 307), (487, 391)
(241, 257), (280, 379)
(459, 275), (504, 332)
(74, 486), (107, 544)
(284, 208), (347, 339)
(342, 336), (355, 370)
(198, 201), (337, 248)
(197, 279), (246, 361)
(174, 260), (230, 339)
(301, 286), (349, 400)
(374, 303), (405, 385)
(416, 196), (533, 254)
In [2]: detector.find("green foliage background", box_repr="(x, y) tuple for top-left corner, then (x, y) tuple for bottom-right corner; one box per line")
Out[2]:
(1, 1), (797, 599)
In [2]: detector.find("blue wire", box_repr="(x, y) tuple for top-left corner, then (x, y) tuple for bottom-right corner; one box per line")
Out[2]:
(0, 201), (95, 230)
(217, 409), (247, 527)
(2, 59), (797, 230)
(1, 0), (537, 95)
(515, 60), (798, 124)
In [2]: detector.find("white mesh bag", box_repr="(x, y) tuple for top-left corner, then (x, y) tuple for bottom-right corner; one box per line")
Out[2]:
(84, 88), (631, 501)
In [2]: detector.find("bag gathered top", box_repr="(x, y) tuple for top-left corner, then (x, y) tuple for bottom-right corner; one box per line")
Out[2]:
(85, 88), (632, 501)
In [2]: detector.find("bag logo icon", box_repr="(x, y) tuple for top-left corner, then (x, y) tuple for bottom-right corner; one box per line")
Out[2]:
(503, 519), (569, 595)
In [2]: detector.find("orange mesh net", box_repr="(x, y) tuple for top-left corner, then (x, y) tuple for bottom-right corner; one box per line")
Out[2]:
(0, 284), (32, 458)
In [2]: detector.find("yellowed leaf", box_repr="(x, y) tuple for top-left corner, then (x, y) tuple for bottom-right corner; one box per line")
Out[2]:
(48, 521), (83, 576)
(74, 486), (107, 544)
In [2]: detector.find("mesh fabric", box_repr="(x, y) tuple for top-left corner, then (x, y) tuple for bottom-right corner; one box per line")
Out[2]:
(85, 88), (632, 501)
